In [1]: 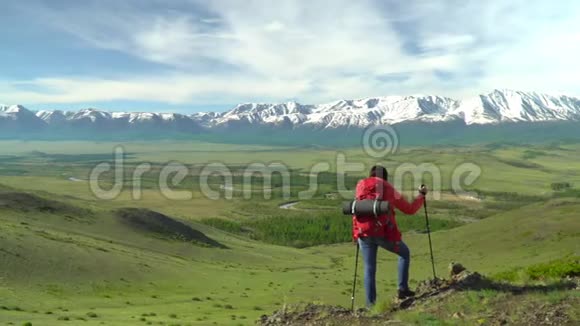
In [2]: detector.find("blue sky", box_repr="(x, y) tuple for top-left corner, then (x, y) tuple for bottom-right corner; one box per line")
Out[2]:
(1, 0), (579, 113)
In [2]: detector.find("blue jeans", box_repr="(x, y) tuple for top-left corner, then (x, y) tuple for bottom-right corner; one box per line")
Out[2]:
(357, 237), (410, 307)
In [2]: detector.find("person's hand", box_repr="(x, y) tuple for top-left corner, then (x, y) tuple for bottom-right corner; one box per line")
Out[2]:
(419, 184), (428, 196)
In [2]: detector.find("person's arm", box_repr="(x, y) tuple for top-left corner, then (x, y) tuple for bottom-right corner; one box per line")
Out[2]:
(385, 182), (426, 215)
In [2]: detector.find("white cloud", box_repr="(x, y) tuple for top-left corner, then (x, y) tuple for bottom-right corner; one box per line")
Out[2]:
(264, 21), (285, 32)
(0, 75), (311, 105)
(421, 34), (475, 51)
(3, 0), (580, 106)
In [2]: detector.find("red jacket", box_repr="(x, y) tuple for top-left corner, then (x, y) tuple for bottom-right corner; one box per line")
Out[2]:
(352, 177), (425, 242)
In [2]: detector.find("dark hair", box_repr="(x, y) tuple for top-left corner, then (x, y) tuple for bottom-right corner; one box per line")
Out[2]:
(370, 165), (388, 180)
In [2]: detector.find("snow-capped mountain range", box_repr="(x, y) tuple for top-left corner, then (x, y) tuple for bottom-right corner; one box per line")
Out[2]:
(2, 90), (580, 134)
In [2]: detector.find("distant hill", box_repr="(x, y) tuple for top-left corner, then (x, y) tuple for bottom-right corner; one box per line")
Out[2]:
(115, 208), (227, 248)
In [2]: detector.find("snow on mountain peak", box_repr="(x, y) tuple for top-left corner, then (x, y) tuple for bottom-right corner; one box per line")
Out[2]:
(451, 89), (580, 124)
(4, 105), (29, 113)
(3, 90), (580, 130)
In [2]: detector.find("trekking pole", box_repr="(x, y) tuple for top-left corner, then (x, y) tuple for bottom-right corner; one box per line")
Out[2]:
(350, 243), (360, 312)
(423, 195), (437, 279)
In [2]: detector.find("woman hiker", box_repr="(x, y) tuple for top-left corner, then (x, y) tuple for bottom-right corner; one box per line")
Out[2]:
(353, 165), (427, 307)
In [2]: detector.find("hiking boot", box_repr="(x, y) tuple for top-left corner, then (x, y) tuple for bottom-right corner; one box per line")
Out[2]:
(397, 288), (415, 299)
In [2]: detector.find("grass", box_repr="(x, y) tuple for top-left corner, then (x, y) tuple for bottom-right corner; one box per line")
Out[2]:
(0, 140), (579, 325)
(392, 281), (579, 325)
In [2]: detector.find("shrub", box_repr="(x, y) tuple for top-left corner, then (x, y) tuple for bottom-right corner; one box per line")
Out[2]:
(200, 218), (245, 234)
(202, 210), (460, 248)
(522, 150), (547, 160)
(552, 188), (580, 198)
(370, 300), (396, 315)
(526, 256), (580, 280)
(86, 312), (98, 318)
(551, 182), (572, 191)
(494, 256), (580, 281)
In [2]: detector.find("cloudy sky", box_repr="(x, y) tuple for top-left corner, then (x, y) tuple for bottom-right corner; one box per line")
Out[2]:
(1, 0), (579, 112)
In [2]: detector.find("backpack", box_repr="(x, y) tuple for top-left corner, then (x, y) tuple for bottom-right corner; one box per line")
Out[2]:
(352, 177), (392, 238)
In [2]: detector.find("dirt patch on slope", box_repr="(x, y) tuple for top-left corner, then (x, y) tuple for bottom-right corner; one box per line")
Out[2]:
(0, 191), (91, 217)
(115, 208), (226, 248)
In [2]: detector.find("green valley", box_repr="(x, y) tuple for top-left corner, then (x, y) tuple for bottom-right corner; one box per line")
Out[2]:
(0, 140), (578, 325)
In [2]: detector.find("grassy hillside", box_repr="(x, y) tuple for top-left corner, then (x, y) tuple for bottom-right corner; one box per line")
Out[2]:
(0, 191), (338, 325)
(0, 140), (579, 325)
